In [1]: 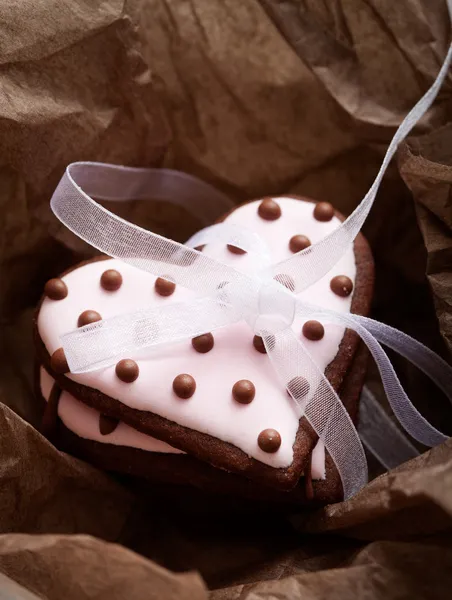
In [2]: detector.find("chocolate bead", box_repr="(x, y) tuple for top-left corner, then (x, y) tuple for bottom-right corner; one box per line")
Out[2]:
(289, 235), (311, 253)
(78, 310), (102, 327)
(274, 273), (295, 292)
(302, 320), (324, 341)
(232, 380), (255, 404)
(50, 348), (69, 374)
(101, 269), (123, 291)
(258, 198), (281, 221)
(252, 334), (275, 353)
(155, 277), (176, 297)
(287, 376), (310, 399)
(313, 201), (334, 222)
(173, 374), (196, 399)
(194, 245), (205, 252)
(227, 244), (246, 255)
(330, 275), (353, 297)
(258, 429), (281, 453)
(99, 414), (119, 435)
(253, 335), (266, 354)
(115, 359), (139, 383)
(192, 333), (214, 354)
(44, 278), (68, 300)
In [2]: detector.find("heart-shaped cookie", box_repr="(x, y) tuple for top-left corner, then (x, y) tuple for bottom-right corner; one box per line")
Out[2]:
(35, 196), (373, 490)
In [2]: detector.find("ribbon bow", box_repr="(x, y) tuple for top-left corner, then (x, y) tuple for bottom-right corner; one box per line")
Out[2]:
(50, 29), (452, 500)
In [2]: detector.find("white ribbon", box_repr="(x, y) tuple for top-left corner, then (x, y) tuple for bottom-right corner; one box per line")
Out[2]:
(359, 386), (420, 471)
(50, 26), (452, 499)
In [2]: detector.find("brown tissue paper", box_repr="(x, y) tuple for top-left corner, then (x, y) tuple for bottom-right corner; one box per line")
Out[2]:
(1, 0), (452, 598)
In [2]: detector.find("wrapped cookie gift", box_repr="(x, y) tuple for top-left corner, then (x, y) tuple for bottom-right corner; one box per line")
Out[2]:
(3, 0), (452, 597)
(35, 191), (373, 505)
(33, 34), (452, 507)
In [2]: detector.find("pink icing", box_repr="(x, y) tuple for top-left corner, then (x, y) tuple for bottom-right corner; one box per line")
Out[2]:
(39, 367), (325, 478)
(37, 197), (355, 469)
(40, 368), (183, 454)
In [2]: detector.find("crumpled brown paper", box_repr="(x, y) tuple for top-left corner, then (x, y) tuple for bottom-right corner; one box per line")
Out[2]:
(0, 531), (207, 600)
(399, 126), (452, 356)
(0, 0), (170, 318)
(1, 0), (452, 598)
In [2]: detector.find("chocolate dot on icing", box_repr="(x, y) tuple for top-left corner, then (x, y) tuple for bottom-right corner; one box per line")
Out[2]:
(274, 273), (295, 292)
(50, 348), (69, 374)
(330, 275), (353, 297)
(253, 335), (266, 354)
(78, 310), (102, 327)
(101, 269), (123, 291)
(252, 334), (275, 354)
(258, 429), (281, 453)
(258, 198), (281, 221)
(155, 277), (176, 297)
(194, 245), (205, 252)
(115, 359), (139, 383)
(99, 414), (120, 435)
(232, 380), (255, 404)
(287, 376), (310, 399)
(227, 244), (247, 255)
(173, 374), (196, 399)
(302, 320), (325, 341)
(44, 278), (68, 301)
(289, 235), (311, 254)
(313, 201), (334, 222)
(192, 333), (214, 353)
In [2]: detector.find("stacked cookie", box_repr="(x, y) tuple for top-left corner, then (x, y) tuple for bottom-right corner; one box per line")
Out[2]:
(34, 196), (374, 506)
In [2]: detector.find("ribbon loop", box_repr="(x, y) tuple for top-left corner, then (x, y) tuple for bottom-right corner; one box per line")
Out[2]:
(52, 164), (248, 297)
(64, 162), (233, 225)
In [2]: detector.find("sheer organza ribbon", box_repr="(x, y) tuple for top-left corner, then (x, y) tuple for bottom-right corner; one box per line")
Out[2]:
(50, 23), (452, 499)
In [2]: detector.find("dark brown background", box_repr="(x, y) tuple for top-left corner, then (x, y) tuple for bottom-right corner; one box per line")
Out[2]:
(0, 1), (452, 598)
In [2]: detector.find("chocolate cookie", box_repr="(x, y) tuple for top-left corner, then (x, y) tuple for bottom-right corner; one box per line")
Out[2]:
(34, 196), (374, 491)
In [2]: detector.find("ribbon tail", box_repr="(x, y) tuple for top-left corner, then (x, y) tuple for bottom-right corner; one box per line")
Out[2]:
(353, 315), (452, 402)
(359, 385), (420, 470)
(62, 295), (243, 373)
(296, 303), (451, 447)
(261, 327), (368, 500)
(340, 315), (450, 447)
(266, 36), (452, 294)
